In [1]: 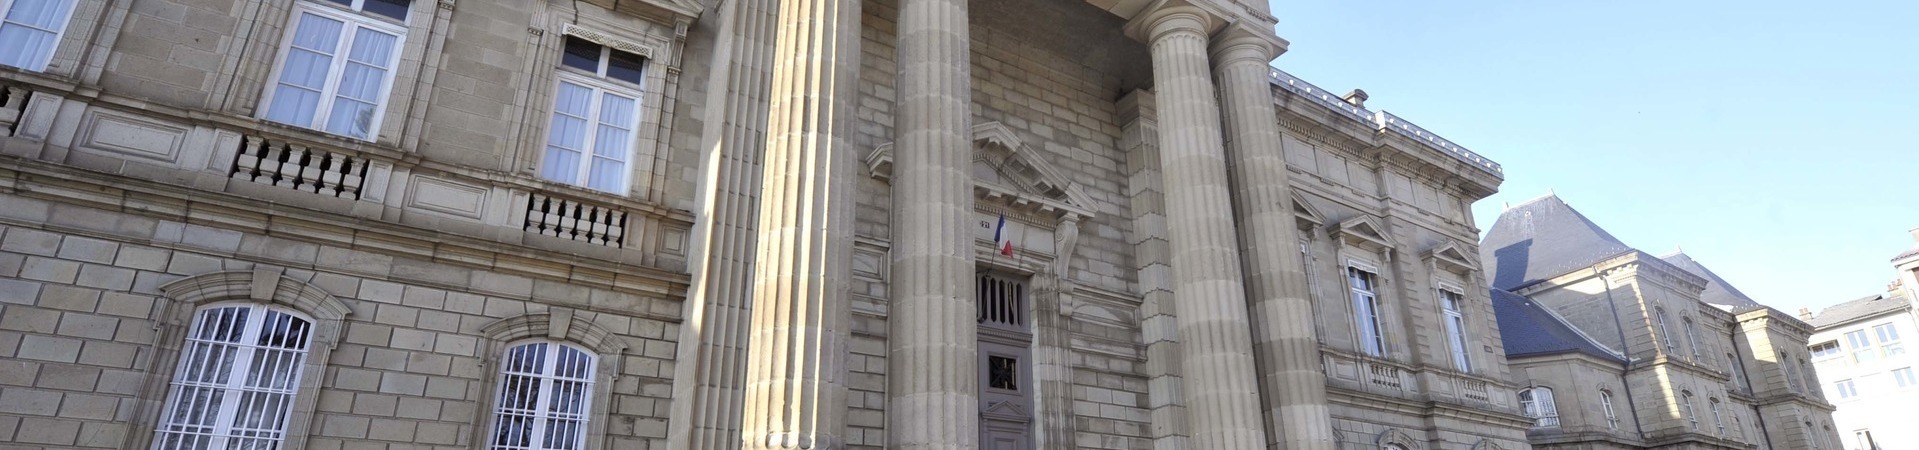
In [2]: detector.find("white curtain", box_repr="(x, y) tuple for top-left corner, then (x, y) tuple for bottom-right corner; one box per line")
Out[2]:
(0, 0), (77, 71)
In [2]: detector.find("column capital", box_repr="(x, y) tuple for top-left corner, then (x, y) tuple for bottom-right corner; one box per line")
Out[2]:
(1209, 25), (1289, 68)
(1124, 0), (1228, 43)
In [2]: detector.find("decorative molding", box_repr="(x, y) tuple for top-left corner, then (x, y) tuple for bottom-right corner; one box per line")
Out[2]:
(1376, 428), (1424, 450)
(481, 308), (631, 355)
(1422, 241), (1477, 275)
(866, 121), (1098, 223)
(563, 24), (663, 60)
(1293, 190), (1325, 230)
(1331, 215), (1395, 252)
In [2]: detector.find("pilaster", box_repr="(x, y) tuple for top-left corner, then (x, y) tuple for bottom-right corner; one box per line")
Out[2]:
(1209, 28), (1335, 450)
(667, 0), (779, 447)
(739, 0), (862, 446)
(1143, 9), (1267, 450)
(887, 0), (979, 446)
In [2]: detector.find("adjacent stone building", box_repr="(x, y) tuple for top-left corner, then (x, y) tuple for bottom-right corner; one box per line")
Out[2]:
(1805, 229), (1919, 450)
(1483, 195), (1839, 450)
(0, 0), (1531, 449)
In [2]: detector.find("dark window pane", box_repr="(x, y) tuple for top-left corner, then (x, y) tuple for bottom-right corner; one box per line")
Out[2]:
(363, 0), (411, 21)
(606, 49), (646, 85)
(562, 37), (600, 73)
(989, 356), (1018, 391)
(323, 0), (352, 7)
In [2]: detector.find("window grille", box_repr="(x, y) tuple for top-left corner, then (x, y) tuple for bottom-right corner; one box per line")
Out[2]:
(490, 341), (596, 450)
(152, 305), (314, 450)
(976, 273), (1026, 331)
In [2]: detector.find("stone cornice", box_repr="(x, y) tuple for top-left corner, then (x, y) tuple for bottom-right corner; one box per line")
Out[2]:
(0, 157), (691, 299)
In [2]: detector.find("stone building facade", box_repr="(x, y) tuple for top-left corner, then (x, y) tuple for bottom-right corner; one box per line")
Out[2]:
(1483, 195), (1838, 450)
(1805, 229), (1919, 450)
(0, 0), (1529, 449)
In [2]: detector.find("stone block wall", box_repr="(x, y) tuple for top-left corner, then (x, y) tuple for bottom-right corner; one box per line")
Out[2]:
(0, 186), (686, 449)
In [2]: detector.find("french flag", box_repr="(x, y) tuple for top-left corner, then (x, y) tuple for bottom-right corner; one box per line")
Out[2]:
(993, 213), (1015, 256)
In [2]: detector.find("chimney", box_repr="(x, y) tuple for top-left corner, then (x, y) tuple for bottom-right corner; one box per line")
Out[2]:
(1342, 89), (1369, 108)
(1798, 307), (1813, 321)
(1910, 227), (1919, 244)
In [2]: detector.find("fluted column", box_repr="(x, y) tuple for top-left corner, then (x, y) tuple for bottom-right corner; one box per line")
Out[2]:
(887, 0), (977, 447)
(1143, 10), (1267, 450)
(739, 0), (861, 446)
(1211, 30), (1337, 450)
(666, 0), (779, 448)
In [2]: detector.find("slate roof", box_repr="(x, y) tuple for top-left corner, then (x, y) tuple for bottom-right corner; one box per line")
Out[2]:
(1810, 290), (1912, 329)
(1481, 195), (1634, 290)
(1492, 288), (1626, 362)
(1659, 252), (1762, 309)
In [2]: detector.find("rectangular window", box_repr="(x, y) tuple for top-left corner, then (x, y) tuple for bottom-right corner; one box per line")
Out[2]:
(1847, 330), (1875, 363)
(1894, 367), (1917, 388)
(540, 36), (646, 194)
(261, 1), (408, 140)
(1875, 323), (1903, 356)
(1834, 379), (1857, 399)
(1811, 341), (1842, 360)
(1348, 267), (1384, 356)
(1440, 289), (1470, 371)
(0, 0), (77, 71)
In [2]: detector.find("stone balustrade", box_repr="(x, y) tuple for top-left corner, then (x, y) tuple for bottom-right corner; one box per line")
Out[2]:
(523, 190), (631, 247)
(229, 134), (372, 200)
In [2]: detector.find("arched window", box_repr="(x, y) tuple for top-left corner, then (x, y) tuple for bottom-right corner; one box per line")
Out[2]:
(1681, 391), (1699, 431)
(1682, 317), (1702, 359)
(1709, 398), (1724, 436)
(1806, 421), (1820, 450)
(1518, 387), (1559, 428)
(1600, 389), (1619, 430)
(489, 341), (598, 450)
(1656, 308), (1676, 354)
(152, 304), (316, 449)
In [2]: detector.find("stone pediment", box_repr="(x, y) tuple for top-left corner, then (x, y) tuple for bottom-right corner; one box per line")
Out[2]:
(1332, 216), (1395, 251)
(1423, 241), (1477, 275)
(980, 400), (1032, 423)
(865, 121), (1096, 221)
(1293, 191), (1325, 230)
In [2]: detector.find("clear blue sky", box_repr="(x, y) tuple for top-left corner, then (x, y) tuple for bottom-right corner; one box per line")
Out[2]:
(1268, 0), (1919, 315)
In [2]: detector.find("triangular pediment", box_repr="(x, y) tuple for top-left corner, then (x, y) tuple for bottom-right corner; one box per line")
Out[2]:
(1424, 241), (1477, 274)
(1293, 191), (1325, 230)
(1332, 216), (1395, 251)
(980, 400), (1032, 423)
(864, 121), (1097, 221)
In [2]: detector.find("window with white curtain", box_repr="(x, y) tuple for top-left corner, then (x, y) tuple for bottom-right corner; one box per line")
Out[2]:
(152, 304), (314, 450)
(490, 341), (597, 450)
(1439, 289), (1470, 371)
(1348, 267), (1385, 357)
(540, 35), (646, 194)
(0, 0), (77, 71)
(260, 0), (410, 140)
(1518, 386), (1558, 428)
